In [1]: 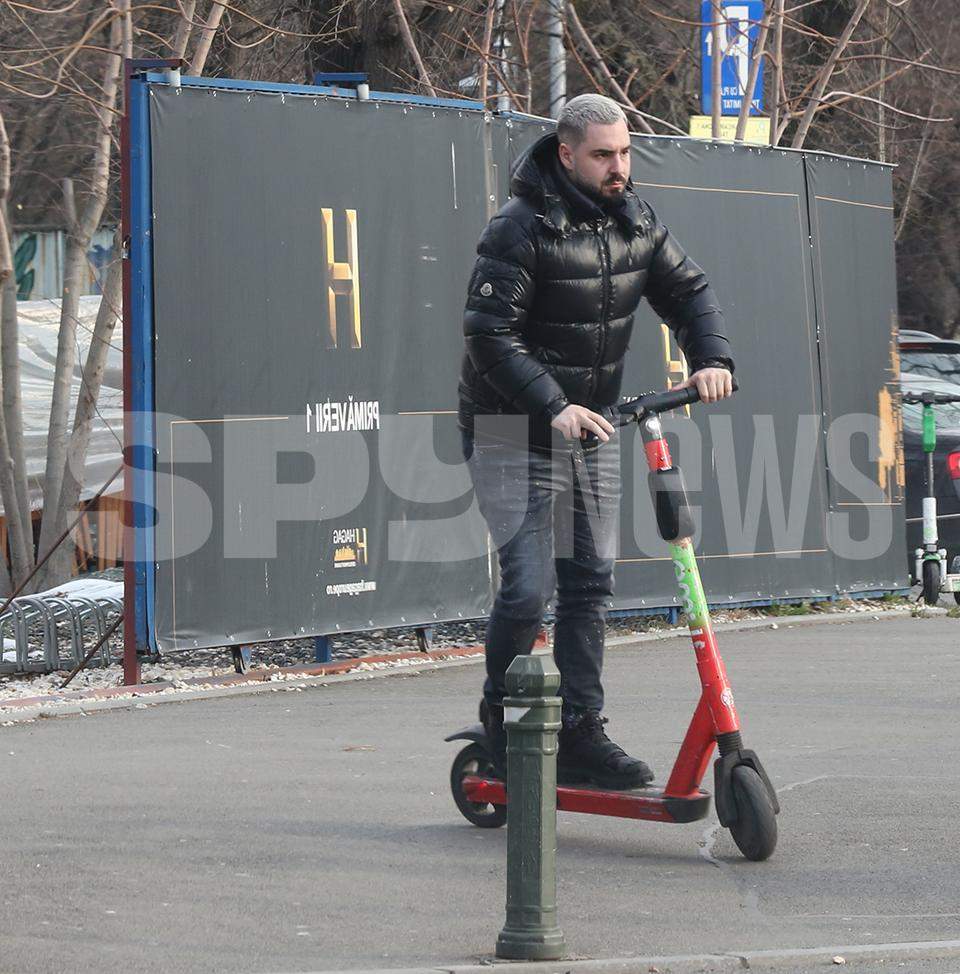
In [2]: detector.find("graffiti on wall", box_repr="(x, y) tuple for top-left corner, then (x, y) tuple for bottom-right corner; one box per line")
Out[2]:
(12, 228), (116, 301)
(14, 235), (36, 299)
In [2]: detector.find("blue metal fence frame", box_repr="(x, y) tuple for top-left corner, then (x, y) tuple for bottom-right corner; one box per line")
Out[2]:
(127, 71), (159, 656)
(142, 72), (485, 111)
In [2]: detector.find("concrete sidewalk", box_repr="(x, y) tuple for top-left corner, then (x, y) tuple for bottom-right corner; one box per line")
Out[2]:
(1, 615), (958, 973)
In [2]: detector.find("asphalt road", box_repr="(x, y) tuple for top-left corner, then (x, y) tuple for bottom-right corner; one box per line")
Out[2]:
(1, 614), (958, 973)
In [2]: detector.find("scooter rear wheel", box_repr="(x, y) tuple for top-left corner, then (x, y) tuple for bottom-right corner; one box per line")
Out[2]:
(728, 765), (777, 861)
(922, 559), (941, 605)
(450, 742), (507, 829)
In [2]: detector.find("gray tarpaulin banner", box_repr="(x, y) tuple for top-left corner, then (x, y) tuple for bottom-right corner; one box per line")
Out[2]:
(147, 84), (905, 652)
(150, 88), (493, 649)
(503, 117), (841, 610)
(804, 154), (906, 593)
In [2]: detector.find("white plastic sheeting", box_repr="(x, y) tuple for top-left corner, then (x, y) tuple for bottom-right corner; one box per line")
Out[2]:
(8, 294), (123, 513)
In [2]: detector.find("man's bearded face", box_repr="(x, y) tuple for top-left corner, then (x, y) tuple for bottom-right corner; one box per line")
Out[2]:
(559, 119), (631, 200)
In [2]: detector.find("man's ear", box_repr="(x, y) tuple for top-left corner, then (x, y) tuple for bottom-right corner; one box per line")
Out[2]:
(557, 142), (574, 173)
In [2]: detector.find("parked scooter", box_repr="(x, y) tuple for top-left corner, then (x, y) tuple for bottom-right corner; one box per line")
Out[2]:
(902, 389), (960, 604)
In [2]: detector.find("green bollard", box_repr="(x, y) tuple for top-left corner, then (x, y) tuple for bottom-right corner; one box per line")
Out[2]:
(495, 655), (566, 961)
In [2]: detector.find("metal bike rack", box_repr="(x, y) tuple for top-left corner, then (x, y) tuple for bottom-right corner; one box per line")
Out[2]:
(0, 590), (125, 674)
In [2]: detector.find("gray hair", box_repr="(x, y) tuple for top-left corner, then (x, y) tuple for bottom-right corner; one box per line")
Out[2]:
(557, 94), (628, 147)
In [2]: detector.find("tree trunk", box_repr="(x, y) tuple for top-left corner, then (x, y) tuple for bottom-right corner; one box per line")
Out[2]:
(479, 0), (497, 106)
(769, 0), (784, 145)
(35, 13), (124, 586)
(546, 0), (567, 118)
(1, 273), (33, 566)
(735, 7), (772, 141)
(0, 345), (30, 587)
(40, 245), (123, 587)
(172, 1), (197, 61)
(877, 2), (890, 163)
(34, 203), (90, 582)
(0, 111), (33, 574)
(391, 0), (436, 96)
(190, 0), (227, 76)
(711, 0), (723, 138)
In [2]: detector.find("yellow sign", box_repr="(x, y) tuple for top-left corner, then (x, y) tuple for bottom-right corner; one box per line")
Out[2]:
(320, 207), (362, 349)
(877, 327), (905, 501)
(688, 116), (771, 145)
(660, 323), (691, 417)
(332, 526), (368, 569)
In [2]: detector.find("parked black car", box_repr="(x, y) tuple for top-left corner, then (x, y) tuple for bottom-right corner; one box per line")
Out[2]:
(900, 332), (960, 582)
(899, 330), (960, 383)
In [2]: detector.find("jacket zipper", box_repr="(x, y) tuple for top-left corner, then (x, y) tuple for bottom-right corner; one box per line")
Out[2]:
(591, 219), (610, 400)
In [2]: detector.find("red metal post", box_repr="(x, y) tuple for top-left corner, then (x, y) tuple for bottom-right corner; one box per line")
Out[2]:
(120, 60), (140, 687)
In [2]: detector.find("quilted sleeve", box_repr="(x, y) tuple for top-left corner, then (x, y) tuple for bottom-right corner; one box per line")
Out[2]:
(643, 206), (735, 374)
(462, 215), (569, 417)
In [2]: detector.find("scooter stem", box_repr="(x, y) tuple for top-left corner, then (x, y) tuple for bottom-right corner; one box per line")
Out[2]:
(637, 410), (741, 799)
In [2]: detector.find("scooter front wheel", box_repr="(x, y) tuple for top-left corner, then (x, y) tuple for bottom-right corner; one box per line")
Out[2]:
(450, 743), (507, 829)
(728, 765), (777, 861)
(922, 559), (941, 605)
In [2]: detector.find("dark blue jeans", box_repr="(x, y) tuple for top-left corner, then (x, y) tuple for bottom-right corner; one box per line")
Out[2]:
(461, 426), (621, 713)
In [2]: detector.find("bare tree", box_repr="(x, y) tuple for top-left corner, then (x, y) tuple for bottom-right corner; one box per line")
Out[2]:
(0, 0), (341, 589)
(34, 4), (129, 584)
(735, 4), (772, 142)
(790, 0), (873, 149)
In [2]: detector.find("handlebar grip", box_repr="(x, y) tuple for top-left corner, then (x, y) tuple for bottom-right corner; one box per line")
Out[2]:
(631, 385), (701, 415)
(617, 377), (740, 421)
(902, 391), (960, 405)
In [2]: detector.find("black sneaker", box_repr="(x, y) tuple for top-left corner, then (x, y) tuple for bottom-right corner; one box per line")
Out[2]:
(558, 710), (654, 790)
(479, 699), (507, 777)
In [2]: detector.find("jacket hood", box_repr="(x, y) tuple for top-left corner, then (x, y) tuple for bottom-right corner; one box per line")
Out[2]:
(509, 132), (652, 238)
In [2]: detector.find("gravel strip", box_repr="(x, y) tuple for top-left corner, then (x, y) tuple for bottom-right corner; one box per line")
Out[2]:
(0, 580), (914, 703)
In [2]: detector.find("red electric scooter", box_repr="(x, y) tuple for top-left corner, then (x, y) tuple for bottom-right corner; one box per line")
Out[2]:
(446, 382), (780, 861)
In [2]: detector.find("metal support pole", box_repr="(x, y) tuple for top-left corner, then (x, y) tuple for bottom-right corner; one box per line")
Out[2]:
(546, 0), (566, 118)
(314, 635), (331, 663)
(232, 646), (251, 674)
(496, 655), (565, 961)
(493, 0), (512, 113)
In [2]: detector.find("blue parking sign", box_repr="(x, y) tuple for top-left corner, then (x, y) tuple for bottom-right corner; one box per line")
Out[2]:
(701, 1), (766, 116)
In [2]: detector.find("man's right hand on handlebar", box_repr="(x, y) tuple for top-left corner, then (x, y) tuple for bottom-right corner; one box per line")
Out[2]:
(550, 404), (616, 443)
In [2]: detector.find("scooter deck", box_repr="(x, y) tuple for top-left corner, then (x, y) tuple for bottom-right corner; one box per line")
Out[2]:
(462, 775), (711, 824)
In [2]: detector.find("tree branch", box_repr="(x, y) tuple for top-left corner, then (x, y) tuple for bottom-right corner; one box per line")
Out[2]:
(391, 0), (437, 97)
(791, 0), (873, 149)
(566, 3), (654, 133)
(736, 6), (773, 141)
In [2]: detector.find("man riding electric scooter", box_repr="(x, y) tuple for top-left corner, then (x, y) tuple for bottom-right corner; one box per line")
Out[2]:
(457, 93), (734, 790)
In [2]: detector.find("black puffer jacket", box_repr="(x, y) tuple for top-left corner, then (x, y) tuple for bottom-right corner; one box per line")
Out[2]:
(458, 133), (733, 447)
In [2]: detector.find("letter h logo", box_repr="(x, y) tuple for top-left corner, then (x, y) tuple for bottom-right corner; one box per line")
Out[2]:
(660, 324), (690, 417)
(356, 527), (368, 566)
(320, 208), (362, 349)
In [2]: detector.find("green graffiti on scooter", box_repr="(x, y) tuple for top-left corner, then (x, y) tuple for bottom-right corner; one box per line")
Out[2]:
(671, 539), (708, 626)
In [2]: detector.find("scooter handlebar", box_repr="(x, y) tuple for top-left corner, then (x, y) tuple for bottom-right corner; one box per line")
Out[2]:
(615, 377), (739, 424)
(902, 391), (960, 406)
